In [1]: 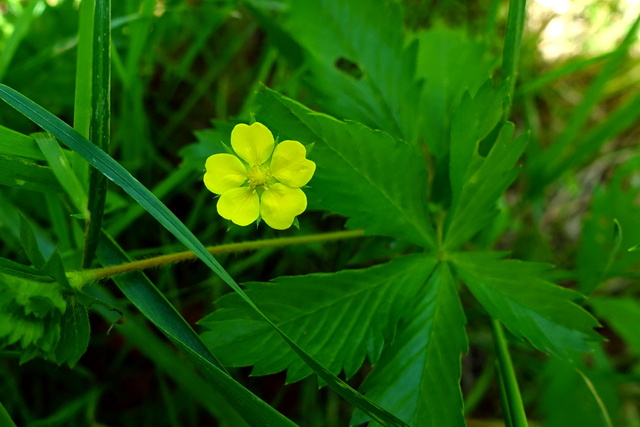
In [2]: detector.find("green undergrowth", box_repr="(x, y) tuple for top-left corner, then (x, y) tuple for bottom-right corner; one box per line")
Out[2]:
(0, 0), (639, 426)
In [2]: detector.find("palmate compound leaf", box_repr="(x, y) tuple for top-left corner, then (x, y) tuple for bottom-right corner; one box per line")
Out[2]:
(255, 87), (437, 249)
(281, 0), (422, 143)
(352, 262), (467, 427)
(199, 254), (437, 383)
(451, 252), (602, 360)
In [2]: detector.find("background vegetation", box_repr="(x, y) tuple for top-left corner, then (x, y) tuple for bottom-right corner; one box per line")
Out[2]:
(0, 0), (639, 426)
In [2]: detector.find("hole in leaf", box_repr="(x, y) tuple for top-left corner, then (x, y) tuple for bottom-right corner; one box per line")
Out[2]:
(335, 57), (363, 80)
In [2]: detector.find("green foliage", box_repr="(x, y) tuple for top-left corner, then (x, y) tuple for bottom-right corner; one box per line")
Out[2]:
(0, 270), (65, 364)
(200, 254), (438, 383)
(451, 251), (601, 359)
(352, 262), (467, 427)
(0, 0), (638, 425)
(255, 87), (437, 249)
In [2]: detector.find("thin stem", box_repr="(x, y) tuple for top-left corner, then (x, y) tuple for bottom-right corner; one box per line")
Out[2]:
(73, 229), (365, 286)
(492, 318), (528, 427)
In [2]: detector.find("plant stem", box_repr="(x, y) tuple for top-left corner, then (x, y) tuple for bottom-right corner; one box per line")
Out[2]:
(73, 229), (365, 286)
(492, 318), (528, 427)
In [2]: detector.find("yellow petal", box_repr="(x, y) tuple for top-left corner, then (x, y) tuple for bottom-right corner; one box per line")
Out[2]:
(204, 153), (248, 194)
(260, 183), (307, 230)
(270, 140), (316, 188)
(231, 122), (274, 166)
(217, 187), (260, 226)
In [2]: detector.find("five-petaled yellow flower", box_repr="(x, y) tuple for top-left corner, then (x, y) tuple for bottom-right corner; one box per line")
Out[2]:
(203, 122), (316, 230)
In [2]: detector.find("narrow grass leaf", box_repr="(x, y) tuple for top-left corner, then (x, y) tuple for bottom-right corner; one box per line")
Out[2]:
(0, 84), (407, 426)
(0, 0), (44, 81)
(0, 125), (44, 160)
(33, 133), (88, 218)
(500, 0), (526, 115)
(83, 0), (111, 267)
(532, 15), (640, 192)
(0, 154), (61, 193)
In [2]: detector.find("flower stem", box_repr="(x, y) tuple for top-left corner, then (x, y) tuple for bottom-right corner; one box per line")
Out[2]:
(492, 318), (528, 427)
(71, 229), (365, 287)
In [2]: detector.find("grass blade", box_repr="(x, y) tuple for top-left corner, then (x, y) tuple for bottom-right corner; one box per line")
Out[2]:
(0, 125), (43, 160)
(33, 132), (88, 218)
(501, 0), (527, 116)
(492, 319), (528, 427)
(0, 84), (408, 426)
(0, 0), (43, 81)
(83, 0), (111, 267)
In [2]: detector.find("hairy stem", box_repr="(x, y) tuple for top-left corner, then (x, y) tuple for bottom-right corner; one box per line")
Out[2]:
(70, 229), (365, 288)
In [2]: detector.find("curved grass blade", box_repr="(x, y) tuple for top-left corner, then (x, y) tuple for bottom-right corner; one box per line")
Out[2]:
(0, 84), (408, 427)
(96, 232), (294, 426)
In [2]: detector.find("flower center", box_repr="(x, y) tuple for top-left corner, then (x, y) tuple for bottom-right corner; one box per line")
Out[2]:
(247, 165), (271, 189)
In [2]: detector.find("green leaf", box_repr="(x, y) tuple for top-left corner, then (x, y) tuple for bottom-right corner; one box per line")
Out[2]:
(200, 254), (437, 383)
(19, 214), (72, 290)
(0, 257), (53, 282)
(32, 132), (88, 218)
(352, 262), (467, 427)
(55, 295), (90, 367)
(449, 79), (508, 200)
(444, 122), (528, 250)
(451, 251), (601, 359)
(590, 297), (640, 355)
(540, 354), (616, 427)
(256, 86), (436, 249)
(0, 271), (66, 363)
(283, 0), (421, 142)
(0, 125), (44, 160)
(416, 28), (497, 161)
(0, 154), (61, 193)
(19, 214), (47, 271)
(0, 83), (407, 426)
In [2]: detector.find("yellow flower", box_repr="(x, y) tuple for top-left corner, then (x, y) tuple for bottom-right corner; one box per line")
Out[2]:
(203, 122), (316, 230)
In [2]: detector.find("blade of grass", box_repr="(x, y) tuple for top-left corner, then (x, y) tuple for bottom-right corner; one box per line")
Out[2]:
(107, 166), (195, 237)
(517, 52), (612, 96)
(74, 0), (94, 139)
(0, 83), (409, 427)
(83, 0), (111, 267)
(500, 0), (527, 117)
(0, 400), (17, 427)
(533, 15), (640, 193)
(492, 318), (528, 427)
(0, 125), (44, 160)
(0, 153), (61, 193)
(0, 0), (43, 81)
(33, 132), (89, 218)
